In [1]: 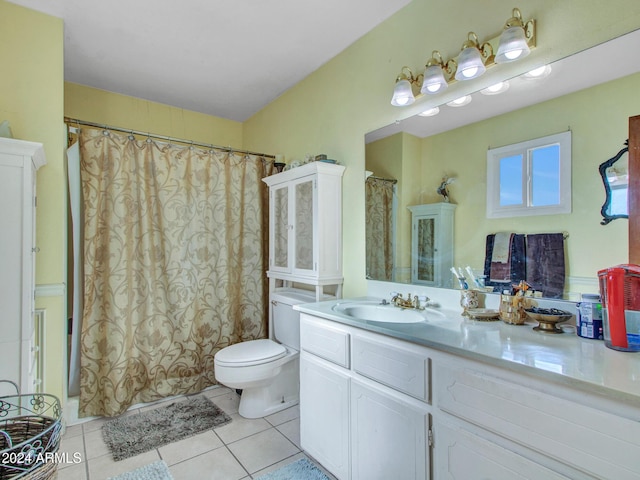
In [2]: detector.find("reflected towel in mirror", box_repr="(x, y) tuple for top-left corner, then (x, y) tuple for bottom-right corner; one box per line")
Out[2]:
(489, 232), (514, 281)
(484, 234), (526, 287)
(525, 233), (566, 299)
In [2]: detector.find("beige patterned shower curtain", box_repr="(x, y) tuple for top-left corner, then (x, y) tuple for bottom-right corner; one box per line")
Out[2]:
(78, 128), (273, 417)
(365, 176), (396, 281)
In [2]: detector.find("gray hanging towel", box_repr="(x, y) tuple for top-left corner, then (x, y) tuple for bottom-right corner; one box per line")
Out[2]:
(525, 233), (565, 299)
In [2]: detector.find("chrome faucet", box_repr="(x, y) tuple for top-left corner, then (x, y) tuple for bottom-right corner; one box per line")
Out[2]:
(390, 292), (429, 310)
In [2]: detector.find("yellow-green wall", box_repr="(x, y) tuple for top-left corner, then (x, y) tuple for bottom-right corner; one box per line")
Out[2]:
(366, 72), (638, 294)
(244, 0), (640, 298)
(64, 83), (244, 148)
(0, 0), (65, 401)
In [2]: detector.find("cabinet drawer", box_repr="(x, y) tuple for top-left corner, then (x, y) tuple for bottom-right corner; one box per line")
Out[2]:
(300, 315), (350, 368)
(435, 362), (640, 480)
(353, 335), (429, 402)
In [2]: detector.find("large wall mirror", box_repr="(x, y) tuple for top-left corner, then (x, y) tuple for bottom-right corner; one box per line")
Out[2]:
(365, 29), (640, 300)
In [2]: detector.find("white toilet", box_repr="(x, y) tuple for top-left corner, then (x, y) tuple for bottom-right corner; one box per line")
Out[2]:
(214, 289), (315, 419)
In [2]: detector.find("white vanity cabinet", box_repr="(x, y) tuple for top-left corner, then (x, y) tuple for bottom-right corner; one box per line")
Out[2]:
(407, 203), (456, 287)
(263, 162), (345, 299)
(299, 313), (432, 480)
(0, 137), (46, 393)
(298, 306), (640, 480)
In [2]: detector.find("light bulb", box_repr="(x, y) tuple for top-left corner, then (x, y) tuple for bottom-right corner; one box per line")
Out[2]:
(461, 66), (479, 78)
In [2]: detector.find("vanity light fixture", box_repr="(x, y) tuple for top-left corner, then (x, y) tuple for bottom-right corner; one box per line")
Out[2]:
(418, 106), (440, 117)
(480, 81), (510, 95)
(446, 95), (472, 107)
(390, 7), (536, 107)
(420, 51), (454, 95)
(455, 32), (493, 81)
(495, 8), (535, 63)
(390, 66), (421, 106)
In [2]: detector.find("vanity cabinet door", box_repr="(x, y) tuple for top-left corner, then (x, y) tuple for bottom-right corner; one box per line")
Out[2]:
(300, 352), (350, 480)
(433, 418), (570, 480)
(351, 378), (430, 480)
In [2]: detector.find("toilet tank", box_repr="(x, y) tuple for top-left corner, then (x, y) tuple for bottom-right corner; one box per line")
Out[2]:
(270, 289), (318, 350)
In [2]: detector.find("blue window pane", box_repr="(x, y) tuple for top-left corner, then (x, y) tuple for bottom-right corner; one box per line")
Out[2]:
(531, 145), (560, 206)
(499, 154), (523, 206)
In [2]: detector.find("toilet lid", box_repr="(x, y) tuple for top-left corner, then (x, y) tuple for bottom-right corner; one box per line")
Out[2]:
(215, 339), (287, 366)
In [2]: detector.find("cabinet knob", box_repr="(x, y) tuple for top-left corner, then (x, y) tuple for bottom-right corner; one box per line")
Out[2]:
(32, 247), (40, 253)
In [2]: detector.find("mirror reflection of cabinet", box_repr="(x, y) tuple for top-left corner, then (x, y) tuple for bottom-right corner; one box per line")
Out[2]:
(408, 203), (456, 287)
(264, 162), (345, 299)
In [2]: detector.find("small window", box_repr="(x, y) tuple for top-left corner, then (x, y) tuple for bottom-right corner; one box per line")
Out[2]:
(487, 131), (571, 218)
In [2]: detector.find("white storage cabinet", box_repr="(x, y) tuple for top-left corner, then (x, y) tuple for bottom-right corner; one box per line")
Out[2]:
(0, 138), (45, 393)
(299, 310), (640, 480)
(263, 162), (345, 300)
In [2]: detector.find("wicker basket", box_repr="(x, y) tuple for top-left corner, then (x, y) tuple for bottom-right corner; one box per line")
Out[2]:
(0, 381), (62, 480)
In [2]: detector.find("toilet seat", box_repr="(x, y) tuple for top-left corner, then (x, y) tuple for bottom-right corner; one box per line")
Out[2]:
(215, 339), (287, 367)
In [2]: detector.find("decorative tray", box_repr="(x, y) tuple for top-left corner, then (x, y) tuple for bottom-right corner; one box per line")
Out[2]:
(467, 308), (500, 321)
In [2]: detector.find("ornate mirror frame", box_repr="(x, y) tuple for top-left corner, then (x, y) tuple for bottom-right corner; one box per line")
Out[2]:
(599, 140), (629, 225)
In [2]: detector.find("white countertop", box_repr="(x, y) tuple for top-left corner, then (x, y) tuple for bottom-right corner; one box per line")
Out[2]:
(294, 296), (640, 405)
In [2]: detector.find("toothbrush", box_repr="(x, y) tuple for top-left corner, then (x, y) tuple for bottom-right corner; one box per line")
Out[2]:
(465, 266), (480, 289)
(457, 267), (469, 290)
(450, 267), (468, 289)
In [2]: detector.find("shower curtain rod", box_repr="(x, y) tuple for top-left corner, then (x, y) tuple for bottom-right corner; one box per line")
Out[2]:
(64, 117), (276, 159)
(367, 175), (398, 183)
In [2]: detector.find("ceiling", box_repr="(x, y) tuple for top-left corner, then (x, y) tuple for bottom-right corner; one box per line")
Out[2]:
(8, 0), (410, 122)
(366, 28), (640, 143)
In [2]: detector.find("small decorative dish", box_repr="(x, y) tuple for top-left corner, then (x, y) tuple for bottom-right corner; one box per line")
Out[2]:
(525, 307), (573, 334)
(466, 308), (500, 321)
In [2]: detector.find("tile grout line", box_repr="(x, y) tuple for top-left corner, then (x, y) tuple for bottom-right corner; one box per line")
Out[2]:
(82, 426), (91, 480)
(211, 426), (252, 478)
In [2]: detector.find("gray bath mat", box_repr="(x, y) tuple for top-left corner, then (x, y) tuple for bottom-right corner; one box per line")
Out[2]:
(108, 460), (174, 480)
(255, 458), (329, 480)
(102, 395), (231, 461)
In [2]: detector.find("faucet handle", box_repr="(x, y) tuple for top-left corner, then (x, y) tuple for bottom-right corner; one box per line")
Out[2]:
(416, 295), (429, 302)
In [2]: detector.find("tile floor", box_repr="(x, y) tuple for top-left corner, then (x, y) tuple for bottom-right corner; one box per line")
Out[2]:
(58, 386), (335, 480)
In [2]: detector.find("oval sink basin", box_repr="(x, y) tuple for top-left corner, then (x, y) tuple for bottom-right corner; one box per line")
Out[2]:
(332, 302), (443, 324)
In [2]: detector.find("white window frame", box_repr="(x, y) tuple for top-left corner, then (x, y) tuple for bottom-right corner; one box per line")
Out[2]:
(486, 131), (572, 219)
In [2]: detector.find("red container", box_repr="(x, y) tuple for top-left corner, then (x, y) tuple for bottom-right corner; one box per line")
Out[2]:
(598, 264), (640, 352)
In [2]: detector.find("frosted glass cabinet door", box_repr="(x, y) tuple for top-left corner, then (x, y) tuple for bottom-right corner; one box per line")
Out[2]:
(416, 216), (435, 283)
(408, 203), (456, 287)
(272, 184), (289, 270)
(294, 179), (314, 272)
